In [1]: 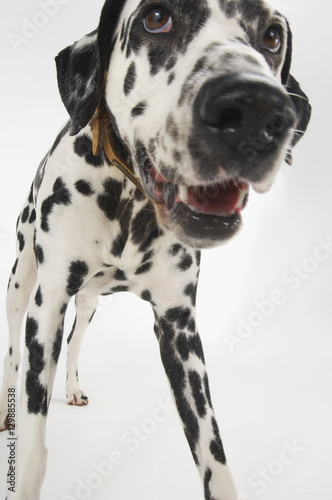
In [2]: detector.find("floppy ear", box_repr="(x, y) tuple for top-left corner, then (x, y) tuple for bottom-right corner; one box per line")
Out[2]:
(281, 20), (312, 164)
(55, 31), (103, 136)
(55, 0), (126, 136)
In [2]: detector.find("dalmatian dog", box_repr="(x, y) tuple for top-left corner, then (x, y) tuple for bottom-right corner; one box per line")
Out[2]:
(0, 0), (311, 498)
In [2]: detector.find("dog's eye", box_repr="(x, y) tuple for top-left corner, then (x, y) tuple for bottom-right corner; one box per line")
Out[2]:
(261, 25), (282, 53)
(143, 7), (173, 33)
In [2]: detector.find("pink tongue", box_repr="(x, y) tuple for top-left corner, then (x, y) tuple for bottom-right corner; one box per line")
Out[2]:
(186, 182), (247, 215)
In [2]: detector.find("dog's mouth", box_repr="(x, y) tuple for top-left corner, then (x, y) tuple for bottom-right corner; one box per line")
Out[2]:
(141, 163), (249, 246)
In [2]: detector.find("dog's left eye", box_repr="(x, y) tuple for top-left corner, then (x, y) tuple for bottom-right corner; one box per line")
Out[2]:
(261, 25), (282, 53)
(143, 7), (173, 33)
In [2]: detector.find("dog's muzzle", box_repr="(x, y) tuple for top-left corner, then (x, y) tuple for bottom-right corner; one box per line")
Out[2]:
(191, 74), (297, 182)
(140, 74), (296, 248)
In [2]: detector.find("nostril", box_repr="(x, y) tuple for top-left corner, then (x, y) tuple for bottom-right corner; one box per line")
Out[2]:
(218, 108), (243, 132)
(202, 106), (243, 132)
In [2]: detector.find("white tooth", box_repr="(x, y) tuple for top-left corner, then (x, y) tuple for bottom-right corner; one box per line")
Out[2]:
(179, 185), (188, 203)
(235, 188), (247, 210)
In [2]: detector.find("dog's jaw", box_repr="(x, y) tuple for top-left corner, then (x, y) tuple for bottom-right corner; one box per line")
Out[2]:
(138, 161), (250, 248)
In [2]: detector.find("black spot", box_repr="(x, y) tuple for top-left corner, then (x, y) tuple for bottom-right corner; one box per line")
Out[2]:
(74, 135), (103, 167)
(93, 271), (105, 278)
(184, 282), (197, 307)
(154, 321), (160, 339)
(9, 347), (12, 356)
(176, 333), (190, 361)
(141, 290), (152, 302)
(120, 21), (126, 42)
(60, 303), (67, 315)
(29, 209), (36, 224)
(67, 317), (77, 345)
(134, 187), (146, 201)
(170, 243), (182, 256)
(195, 250), (201, 267)
(97, 179), (123, 221)
(110, 199), (134, 257)
(34, 245), (44, 265)
(75, 179), (95, 196)
(142, 250), (154, 263)
(21, 206), (30, 224)
(131, 101), (147, 117)
(204, 468), (213, 500)
(25, 316), (48, 416)
(192, 56), (208, 76)
(177, 333), (205, 363)
(189, 371), (207, 418)
(26, 316), (38, 345)
(52, 328), (63, 363)
(165, 57), (177, 72)
(28, 184), (34, 203)
(178, 253), (193, 271)
(41, 177), (72, 232)
(166, 115), (179, 141)
(17, 232), (25, 252)
(159, 317), (200, 464)
(66, 261), (89, 296)
(111, 285), (129, 293)
(11, 259), (18, 275)
(114, 269), (127, 281)
(103, 263), (113, 268)
(210, 417), (226, 464)
(220, 0), (237, 17)
(188, 333), (205, 362)
(168, 73), (175, 85)
(165, 307), (191, 330)
(124, 62), (136, 96)
(203, 373), (213, 408)
(35, 287), (43, 307)
(15, 283), (19, 289)
(135, 261), (153, 275)
(187, 318), (196, 333)
(131, 204), (162, 253)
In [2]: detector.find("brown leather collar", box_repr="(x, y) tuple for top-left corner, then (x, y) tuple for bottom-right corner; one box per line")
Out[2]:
(90, 102), (146, 195)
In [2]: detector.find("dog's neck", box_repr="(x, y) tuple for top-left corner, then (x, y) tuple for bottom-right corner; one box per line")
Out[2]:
(90, 102), (146, 195)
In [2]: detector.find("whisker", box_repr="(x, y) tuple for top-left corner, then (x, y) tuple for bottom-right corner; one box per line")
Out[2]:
(287, 92), (309, 102)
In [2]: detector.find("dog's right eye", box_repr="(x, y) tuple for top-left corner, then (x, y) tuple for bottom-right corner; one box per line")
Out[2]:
(261, 25), (282, 53)
(143, 7), (173, 33)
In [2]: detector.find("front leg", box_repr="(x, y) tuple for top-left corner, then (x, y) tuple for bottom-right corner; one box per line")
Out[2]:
(154, 301), (237, 500)
(5, 282), (70, 500)
(66, 293), (99, 406)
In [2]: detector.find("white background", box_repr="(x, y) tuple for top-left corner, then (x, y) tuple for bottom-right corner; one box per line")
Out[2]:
(0, 1), (331, 499)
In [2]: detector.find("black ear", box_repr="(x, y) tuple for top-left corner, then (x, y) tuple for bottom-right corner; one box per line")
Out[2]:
(56, 31), (103, 136)
(281, 19), (312, 164)
(55, 0), (126, 136)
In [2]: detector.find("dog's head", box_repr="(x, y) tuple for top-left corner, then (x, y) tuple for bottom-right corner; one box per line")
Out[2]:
(56, 0), (311, 248)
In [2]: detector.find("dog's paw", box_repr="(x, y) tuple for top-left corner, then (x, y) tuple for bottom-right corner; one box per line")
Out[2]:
(66, 390), (89, 406)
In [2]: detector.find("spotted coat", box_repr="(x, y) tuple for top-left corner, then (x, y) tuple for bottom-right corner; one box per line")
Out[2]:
(0, 0), (310, 499)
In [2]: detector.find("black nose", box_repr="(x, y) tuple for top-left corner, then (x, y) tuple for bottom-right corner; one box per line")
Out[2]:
(192, 75), (297, 181)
